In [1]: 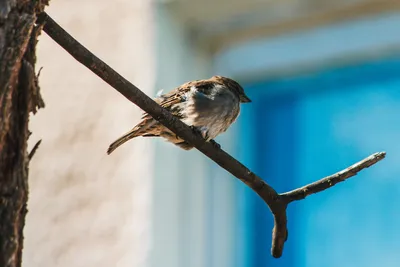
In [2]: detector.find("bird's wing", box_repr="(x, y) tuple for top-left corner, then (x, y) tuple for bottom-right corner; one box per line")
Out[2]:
(128, 79), (218, 136)
(140, 79), (216, 120)
(108, 78), (221, 153)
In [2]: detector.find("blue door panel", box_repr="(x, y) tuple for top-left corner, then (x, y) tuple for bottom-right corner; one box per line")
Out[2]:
(238, 58), (400, 267)
(298, 80), (400, 267)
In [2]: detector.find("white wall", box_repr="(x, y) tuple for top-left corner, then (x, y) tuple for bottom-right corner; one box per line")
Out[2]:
(26, 1), (154, 267)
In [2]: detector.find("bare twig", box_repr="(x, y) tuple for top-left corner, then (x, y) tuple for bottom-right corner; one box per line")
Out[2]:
(36, 66), (43, 78)
(28, 139), (42, 160)
(281, 152), (386, 203)
(36, 12), (386, 258)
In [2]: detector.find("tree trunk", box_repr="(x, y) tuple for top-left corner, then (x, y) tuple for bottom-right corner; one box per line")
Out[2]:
(0, 1), (47, 266)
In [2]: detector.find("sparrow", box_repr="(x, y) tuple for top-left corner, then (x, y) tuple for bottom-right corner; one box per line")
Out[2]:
(107, 75), (251, 154)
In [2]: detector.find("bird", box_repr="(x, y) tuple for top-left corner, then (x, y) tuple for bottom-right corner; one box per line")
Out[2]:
(107, 75), (251, 154)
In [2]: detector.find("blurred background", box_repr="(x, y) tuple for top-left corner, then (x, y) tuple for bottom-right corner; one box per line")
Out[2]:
(27, 0), (400, 267)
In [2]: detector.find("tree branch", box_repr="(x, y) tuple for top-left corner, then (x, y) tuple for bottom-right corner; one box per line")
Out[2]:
(36, 12), (386, 258)
(281, 152), (386, 203)
(28, 139), (42, 161)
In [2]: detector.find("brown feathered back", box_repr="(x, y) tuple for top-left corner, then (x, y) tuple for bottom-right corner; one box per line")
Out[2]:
(107, 76), (250, 154)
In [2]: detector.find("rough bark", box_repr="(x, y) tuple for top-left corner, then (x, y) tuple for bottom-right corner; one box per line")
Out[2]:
(0, 1), (47, 266)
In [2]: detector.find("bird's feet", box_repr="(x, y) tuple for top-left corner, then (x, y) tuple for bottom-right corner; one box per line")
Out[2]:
(190, 125), (203, 137)
(209, 139), (221, 149)
(189, 126), (221, 149)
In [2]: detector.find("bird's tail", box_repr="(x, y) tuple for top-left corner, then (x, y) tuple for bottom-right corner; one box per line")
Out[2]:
(107, 118), (158, 154)
(107, 129), (140, 155)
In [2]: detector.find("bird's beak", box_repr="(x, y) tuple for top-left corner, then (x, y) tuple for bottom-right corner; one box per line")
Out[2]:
(240, 95), (252, 103)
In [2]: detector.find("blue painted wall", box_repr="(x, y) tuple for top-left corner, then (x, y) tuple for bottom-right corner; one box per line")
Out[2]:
(237, 58), (400, 267)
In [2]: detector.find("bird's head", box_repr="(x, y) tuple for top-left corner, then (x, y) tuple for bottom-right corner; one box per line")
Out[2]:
(211, 75), (252, 103)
